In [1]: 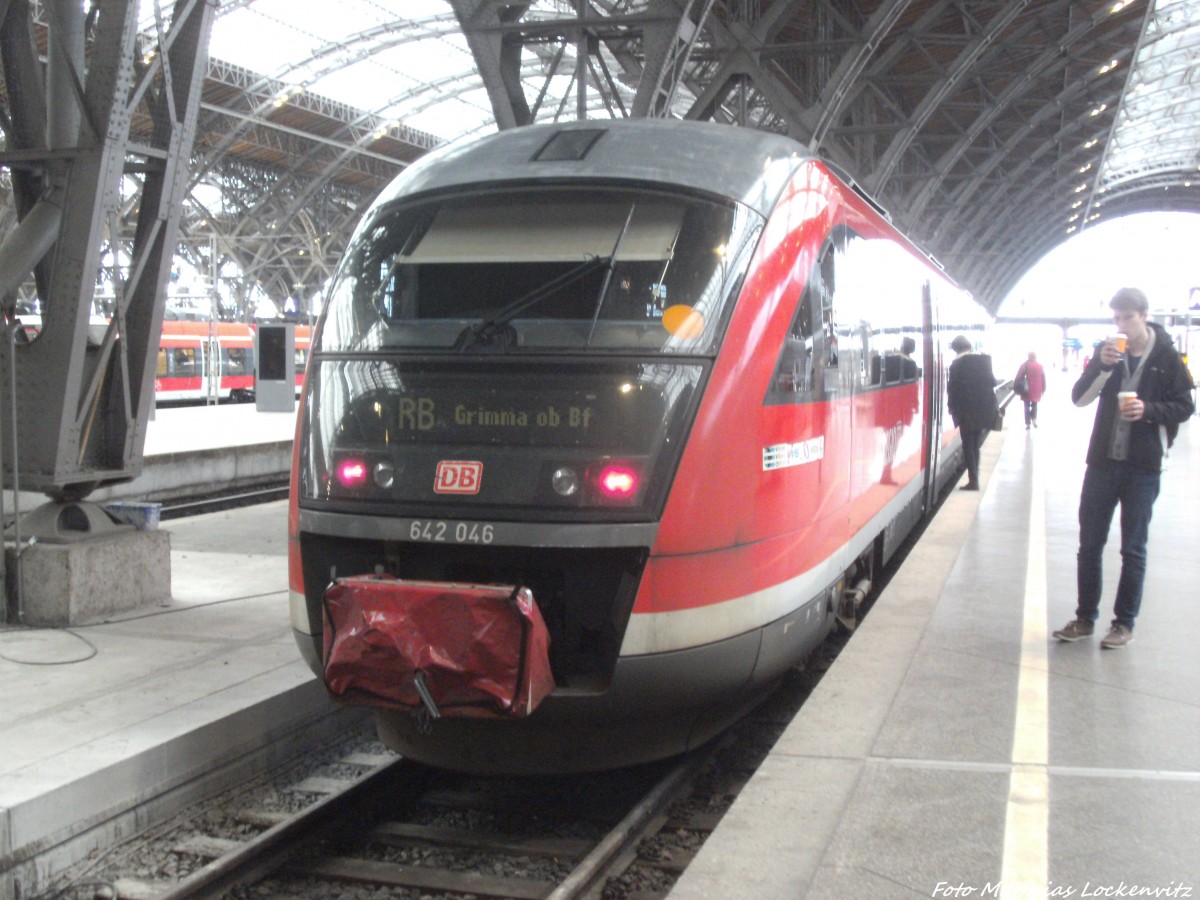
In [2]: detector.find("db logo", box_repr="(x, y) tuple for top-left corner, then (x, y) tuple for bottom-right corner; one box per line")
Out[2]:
(434, 460), (483, 494)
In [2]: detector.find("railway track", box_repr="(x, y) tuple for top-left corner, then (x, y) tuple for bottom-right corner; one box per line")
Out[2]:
(44, 482), (929, 900)
(157, 482), (290, 520)
(212, 752), (708, 899)
(61, 738), (723, 900)
(43, 642), (833, 900)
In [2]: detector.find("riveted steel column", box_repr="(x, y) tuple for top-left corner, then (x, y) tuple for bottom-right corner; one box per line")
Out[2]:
(0, 0), (216, 498)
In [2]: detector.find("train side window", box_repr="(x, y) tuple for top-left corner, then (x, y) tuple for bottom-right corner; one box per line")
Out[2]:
(173, 348), (198, 377)
(764, 241), (837, 404)
(884, 353), (903, 384)
(899, 336), (920, 382)
(819, 245), (837, 369)
(226, 348), (250, 375)
(156, 349), (168, 377)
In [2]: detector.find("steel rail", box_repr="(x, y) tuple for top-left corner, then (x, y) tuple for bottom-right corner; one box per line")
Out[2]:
(156, 757), (413, 900)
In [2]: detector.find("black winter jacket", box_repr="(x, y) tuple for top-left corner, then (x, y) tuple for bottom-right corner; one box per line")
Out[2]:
(947, 352), (999, 431)
(1072, 321), (1195, 472)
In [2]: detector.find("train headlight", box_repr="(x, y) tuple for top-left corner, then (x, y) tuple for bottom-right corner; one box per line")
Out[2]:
(373, 460), (396, 489)
(551, 466), (579, 497)
(335, 457), (368, 489)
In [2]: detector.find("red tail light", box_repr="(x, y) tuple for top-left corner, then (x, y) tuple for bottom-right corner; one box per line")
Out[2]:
(336, 458), (368, 489)
(594, 463), (639, 501)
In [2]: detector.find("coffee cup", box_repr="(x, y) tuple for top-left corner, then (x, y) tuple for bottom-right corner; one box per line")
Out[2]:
(1112, 333), (1127, 355)
(1118, 391), (1137, 411)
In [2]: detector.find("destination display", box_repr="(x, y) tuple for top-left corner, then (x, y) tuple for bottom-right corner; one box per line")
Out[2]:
(315, 360), (704, 450)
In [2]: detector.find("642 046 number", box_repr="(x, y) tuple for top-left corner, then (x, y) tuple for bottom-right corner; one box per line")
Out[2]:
(409, 520), (495, 544)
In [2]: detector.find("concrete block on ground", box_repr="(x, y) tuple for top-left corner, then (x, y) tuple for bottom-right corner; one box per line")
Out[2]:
(7, 530), (171, 626)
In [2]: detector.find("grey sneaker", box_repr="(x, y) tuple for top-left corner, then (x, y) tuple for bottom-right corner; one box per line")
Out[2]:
(1052, 619), (1094, 641)
(1100, 624), (1134, 649)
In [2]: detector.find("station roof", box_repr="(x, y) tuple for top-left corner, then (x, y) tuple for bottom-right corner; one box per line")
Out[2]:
(29, 1), (1200, 314)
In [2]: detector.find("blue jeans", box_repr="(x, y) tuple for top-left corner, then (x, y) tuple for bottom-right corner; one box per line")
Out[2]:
(1076, 461), (1161, 629)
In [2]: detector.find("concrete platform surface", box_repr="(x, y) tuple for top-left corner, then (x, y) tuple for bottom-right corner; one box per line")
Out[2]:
(0, 499), (361, 899)
(669, 392), (1200, 898)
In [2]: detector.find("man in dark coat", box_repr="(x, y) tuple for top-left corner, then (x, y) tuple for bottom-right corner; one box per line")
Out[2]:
(946, 334), (998, 491)
(1053, 287), (1195, 649)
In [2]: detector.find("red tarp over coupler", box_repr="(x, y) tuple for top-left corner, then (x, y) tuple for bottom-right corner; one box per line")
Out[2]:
(322, 574), (555, 719)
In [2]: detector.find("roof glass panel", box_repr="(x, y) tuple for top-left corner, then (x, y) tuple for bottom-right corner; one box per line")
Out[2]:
(1098, 0), (1200, 190)
(201, 0), (495, 140)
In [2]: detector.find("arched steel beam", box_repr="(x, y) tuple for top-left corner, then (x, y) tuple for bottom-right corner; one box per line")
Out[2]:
(811, 0), (914, 146)
(945, 79), (1124, 256)
(866, 0), (1034, 195)
(984, 175), (1200, 310)
(904, 0), (1101, 220)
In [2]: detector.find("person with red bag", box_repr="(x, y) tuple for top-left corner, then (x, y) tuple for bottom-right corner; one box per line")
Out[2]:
(1013, 350), (1047, 429)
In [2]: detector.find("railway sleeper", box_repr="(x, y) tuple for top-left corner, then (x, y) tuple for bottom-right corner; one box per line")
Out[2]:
(295, 855), (554, 899)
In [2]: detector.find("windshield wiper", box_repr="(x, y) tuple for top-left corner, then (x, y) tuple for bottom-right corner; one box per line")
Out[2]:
(586, 204), (637, 345)
(452, 255), (607, 351)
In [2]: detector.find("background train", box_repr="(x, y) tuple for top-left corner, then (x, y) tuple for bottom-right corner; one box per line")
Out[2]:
(288, 119), (991, 775)
(155, 320), (310, 403)
(11, 315), (311, 403)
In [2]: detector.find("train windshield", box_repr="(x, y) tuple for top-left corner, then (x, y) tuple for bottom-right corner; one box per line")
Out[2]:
(317, 186), (762, 355)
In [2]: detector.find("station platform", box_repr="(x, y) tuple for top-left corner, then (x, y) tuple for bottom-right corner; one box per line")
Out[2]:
(101, 402), (298, 503)
(0, 404), (363, 899)
(143, 401), (297, 456)
(3, 402), (296, 520)
(2, 395), (1197, 898)
(670, 393), (1200, 898)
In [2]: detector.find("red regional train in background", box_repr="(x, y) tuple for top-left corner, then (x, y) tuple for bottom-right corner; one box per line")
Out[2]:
(288, 119), (991, 775)
(14, 315), (312, 403)
(154, 320), (311, 403)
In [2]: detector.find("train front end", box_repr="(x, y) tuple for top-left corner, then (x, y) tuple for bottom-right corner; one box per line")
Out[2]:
(289, 122), (808, 773)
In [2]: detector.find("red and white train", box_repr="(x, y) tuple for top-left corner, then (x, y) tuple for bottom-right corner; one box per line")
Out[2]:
(154, 320), (310, 403)
(288, 119), (989, 774)
(14, 316), (311, 403)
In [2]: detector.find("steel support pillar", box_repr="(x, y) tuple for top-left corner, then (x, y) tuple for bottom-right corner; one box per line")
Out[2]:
(0, 0), (215, 624)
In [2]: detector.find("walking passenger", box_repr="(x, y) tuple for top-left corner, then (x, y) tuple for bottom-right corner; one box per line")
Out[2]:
(1013, 351), (1046, 429)
(946, 334), (999, 491)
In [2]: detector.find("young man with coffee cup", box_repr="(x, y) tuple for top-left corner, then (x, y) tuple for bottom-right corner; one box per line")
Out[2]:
(1053, 287), (1195, 648)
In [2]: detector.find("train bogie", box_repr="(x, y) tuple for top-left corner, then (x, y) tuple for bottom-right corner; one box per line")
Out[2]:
(288, 119), (982, 774)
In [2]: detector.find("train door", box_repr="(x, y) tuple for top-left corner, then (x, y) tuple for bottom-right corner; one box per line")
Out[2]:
(921, 281), (942, 512)
(204, 328), (221, 404)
